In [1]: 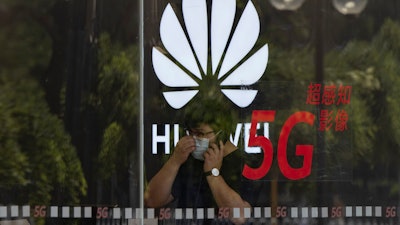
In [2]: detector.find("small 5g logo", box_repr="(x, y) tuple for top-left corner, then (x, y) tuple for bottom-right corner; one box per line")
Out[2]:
(33, 205), (46, 217)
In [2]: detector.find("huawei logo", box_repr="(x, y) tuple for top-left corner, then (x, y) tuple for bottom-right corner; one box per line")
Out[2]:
(152, 0), (269, 109)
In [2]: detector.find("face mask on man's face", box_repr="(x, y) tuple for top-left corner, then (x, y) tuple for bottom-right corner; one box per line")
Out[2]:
(191, 136), (209, 161)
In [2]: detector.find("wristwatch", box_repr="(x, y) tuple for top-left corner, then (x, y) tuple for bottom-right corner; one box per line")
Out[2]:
(204, 168), (220, 177)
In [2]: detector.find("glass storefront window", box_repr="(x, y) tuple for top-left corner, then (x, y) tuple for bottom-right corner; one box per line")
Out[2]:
(0, 0), (399, 224)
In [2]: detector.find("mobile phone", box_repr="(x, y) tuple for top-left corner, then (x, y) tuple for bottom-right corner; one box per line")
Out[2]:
(216, 130), (228, 144)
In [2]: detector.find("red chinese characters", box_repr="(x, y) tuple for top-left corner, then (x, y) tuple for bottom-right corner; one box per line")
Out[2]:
(336, 85), (352, 105)
(306, 83), (322, 105)
(306, 82), (352, 132)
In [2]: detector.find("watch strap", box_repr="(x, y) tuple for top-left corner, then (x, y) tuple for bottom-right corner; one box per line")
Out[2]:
(204, 170), (213, 176)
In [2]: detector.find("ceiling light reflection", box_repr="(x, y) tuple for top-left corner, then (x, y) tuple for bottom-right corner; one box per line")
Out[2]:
(332, 0), (368, 15)
(269, 0), (306, 11)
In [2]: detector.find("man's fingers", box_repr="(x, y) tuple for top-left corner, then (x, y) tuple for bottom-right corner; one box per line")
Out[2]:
(180, 137), (195, 152)
(209, 143), (219, 154)
(218, 141), (224, 157)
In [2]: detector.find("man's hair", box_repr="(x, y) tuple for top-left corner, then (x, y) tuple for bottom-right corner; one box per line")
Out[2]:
(182, 99), (238, 142)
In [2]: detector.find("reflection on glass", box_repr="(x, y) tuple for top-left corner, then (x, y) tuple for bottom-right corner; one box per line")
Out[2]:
(332, 0), (368, 15)
(269, 0), (306, 11)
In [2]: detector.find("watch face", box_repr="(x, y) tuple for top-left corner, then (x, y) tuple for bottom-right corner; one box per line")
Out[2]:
(211, 168), (219, 176)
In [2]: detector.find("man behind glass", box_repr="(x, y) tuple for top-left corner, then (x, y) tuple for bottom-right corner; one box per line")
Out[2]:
(144, 102), (251, 225)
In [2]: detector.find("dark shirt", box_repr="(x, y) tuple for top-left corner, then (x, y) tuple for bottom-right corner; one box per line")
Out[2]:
(159, 149), (251, 225)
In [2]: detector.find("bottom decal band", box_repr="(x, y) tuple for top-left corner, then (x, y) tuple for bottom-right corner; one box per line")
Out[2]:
(0, 206), (398, 220)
